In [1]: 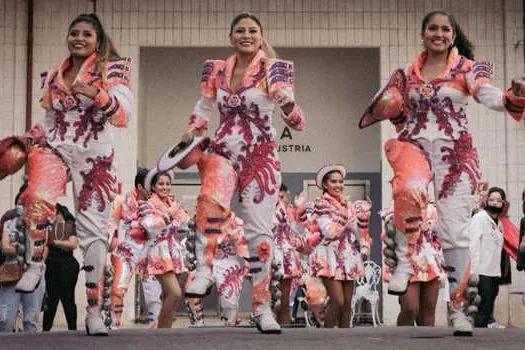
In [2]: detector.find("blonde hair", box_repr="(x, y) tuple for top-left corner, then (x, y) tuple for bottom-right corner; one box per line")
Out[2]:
(262, 38), (277, 58)
(230, 13), (277, 58)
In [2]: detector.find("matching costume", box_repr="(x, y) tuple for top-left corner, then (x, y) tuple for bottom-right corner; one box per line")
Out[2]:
(360, 47), (525, 334)
(6, 52), (132, 335)
(308, 193), (371, 281)
(382, 203), (446, 284)
(139, 193), (191, 277)
(271, 200), (303, 280)
(109, 189), (151, 328)
(186, 215), (248, 326)
(181, 49), (305, 332)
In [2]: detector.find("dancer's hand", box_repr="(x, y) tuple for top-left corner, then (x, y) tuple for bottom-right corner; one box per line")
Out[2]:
(181, 129), (198, 145)
(71, 82), (99, 99)
(138, 200), (156, 217)
(520, 240), (525, 252)
(275, 206), (287, 223)
(511, 78), (525, 97)
(360, 246), (370, 261)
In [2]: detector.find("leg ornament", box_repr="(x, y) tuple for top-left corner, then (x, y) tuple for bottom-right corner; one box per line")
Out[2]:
(16, 147), (67, 292)
(444, 248), (478, 336)
(84, 240), (109, 336)
(385, 139), (431, 295)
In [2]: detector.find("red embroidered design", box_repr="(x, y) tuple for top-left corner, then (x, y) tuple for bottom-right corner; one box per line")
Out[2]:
(237, 142), (280, 203)
(115, 243), (134, 265)
(439, 132), (480, 199)
(217, 265), (244, 299)
(78, 152), (116, 212)
(73, 106), (106, 147)
(48, 109), (70, 142)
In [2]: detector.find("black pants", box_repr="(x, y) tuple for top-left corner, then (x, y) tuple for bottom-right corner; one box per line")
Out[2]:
(43, 256), (80, 331)
(474, 275), (500, 328)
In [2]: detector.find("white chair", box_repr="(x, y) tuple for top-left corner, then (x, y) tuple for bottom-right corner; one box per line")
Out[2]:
(350, 260), (382, 327)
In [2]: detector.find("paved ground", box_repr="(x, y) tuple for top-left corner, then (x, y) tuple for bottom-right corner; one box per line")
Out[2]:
(1, 326), (524, 350)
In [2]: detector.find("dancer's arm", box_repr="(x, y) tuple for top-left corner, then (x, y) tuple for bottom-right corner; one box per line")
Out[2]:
(185, 60), (224, 140)
(465, 61), (525, 121)
(266, 59), (305, 131)
(91, 57), (133, 128)
(354, 199), (372, 258)
(315, 199), (346, 241)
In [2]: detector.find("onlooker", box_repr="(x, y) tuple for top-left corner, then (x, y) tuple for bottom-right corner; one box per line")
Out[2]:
(0, 183), (46, 332)
(43, 203), (79, 331)
(517, 189), (525, 306)
(469, 187), (507, 328)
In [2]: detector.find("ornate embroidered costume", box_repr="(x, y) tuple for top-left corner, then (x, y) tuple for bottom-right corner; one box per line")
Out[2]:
(10, 52), (132, 333)
(308, 193), (371, 281)
(184, 49), (305, 328)
(272, 200), (303, 280)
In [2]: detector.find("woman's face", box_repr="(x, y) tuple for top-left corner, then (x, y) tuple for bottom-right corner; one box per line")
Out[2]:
(67, 21), (98, 58)
(421, 14), (455, 55)
(487, 191), (504, 209)
(230, 18), (263, 56)
(323, 171), (344, 198)
(153, 175), (172, 200)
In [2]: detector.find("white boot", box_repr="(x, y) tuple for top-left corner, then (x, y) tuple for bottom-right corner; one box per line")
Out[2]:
(448, 304), (473, 336)
(387, 224), (411, 295)
(15, 217), (44, 293)
(185, 230), (214, 297)
(15, 262), (43, 293)
(254, 304), (281, 334)
(84, 241), (109, 336)
(444, 248), (476, 337)
(86, 308), (109, 336)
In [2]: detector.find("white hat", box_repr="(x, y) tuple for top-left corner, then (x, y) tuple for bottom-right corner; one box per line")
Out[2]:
(315, 164), (346, 190)
(157, 136), (209, 172)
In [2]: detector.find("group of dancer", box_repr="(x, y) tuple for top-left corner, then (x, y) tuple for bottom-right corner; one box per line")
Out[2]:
(0, 7), (524, 337)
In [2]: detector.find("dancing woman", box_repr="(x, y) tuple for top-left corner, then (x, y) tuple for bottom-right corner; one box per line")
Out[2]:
(359, 10), (525, 335)
(180, 13), (305, 333)
(0, 13), (132, 335)
(306, 165), (371, 328)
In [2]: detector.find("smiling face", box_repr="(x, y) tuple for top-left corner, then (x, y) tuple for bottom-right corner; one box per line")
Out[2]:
(153, 174), (172, 200)
(67, 21), (98, 58)
(421, 14), (455, 55)
(229, 18), (263, 56)
(323, 171), (344, 198)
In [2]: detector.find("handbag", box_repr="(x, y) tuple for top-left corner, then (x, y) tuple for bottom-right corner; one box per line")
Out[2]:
(0, 257), (23, 284)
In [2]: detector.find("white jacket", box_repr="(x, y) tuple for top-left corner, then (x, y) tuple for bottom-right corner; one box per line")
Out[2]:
(468, 210), (503, 277)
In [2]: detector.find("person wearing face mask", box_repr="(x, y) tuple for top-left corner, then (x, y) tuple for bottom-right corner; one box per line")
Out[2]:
(359, 10), (525, 336)
(0, 13), (132, 335)
(304, 164), (371, 328)
(468, 187), (507, 328)
(168, 13), (305, 334)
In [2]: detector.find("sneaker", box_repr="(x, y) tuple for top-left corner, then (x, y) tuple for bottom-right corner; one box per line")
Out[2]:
(488, 322), (506, 329)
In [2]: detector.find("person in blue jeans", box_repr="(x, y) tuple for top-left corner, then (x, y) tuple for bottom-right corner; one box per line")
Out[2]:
(0, 184), (46, 332)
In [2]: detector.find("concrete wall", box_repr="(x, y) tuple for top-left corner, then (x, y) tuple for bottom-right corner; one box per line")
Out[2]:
(0, 0), (524, 327)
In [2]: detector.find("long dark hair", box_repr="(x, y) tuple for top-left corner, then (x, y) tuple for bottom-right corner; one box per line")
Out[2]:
(229, 13), (277, 58)
(56, 203), (76, 224)
(151, 171), (172, 192)
(68, 13), (120, 77)
(421, 10), (475, 60)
